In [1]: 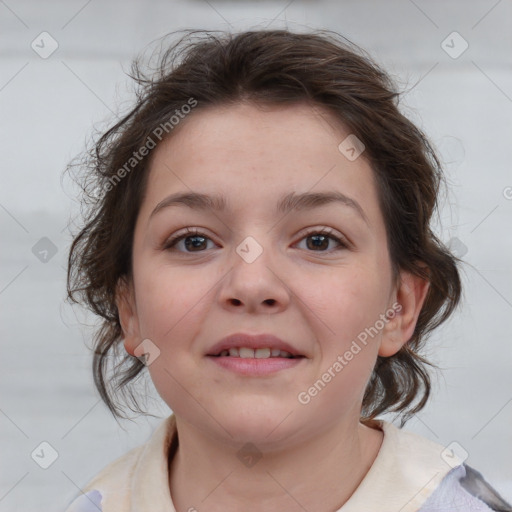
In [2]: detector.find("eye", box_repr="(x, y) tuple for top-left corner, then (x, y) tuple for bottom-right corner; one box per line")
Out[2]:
(163, 228), (216, 253)
(162, 227), (349, 254)
(295, 228), (348, 252)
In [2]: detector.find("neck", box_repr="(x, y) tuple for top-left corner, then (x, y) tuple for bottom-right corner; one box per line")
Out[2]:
(168, 415), (383, 512)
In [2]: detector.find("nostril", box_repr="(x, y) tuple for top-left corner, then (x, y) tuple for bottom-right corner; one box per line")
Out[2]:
(264, 299), (276, 305)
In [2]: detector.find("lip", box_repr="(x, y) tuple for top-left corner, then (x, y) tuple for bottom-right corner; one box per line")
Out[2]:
(207, 356), (305, 376)
(206, 333), (305, 357)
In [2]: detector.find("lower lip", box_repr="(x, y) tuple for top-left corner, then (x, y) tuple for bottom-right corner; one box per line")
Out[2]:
(206, 356), (305, 376)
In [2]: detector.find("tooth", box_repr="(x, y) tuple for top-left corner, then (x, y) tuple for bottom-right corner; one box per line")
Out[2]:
(255, 348), (271, 358)
(239, 347), (255, 358)
(221, 347), (297, 358)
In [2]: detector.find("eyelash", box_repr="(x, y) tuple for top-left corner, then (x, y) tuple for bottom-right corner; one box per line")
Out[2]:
(162, 227), (349, 253)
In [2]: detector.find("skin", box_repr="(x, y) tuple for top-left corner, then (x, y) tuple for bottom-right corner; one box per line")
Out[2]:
(116, 101), (430, 512)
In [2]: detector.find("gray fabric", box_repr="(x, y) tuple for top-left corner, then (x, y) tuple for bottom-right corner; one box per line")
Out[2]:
(461, 465), (512, 512)
(420, 464), (512, 512)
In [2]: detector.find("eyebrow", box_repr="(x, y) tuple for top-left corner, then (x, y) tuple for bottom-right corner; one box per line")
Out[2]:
(149, 190), (369, 225)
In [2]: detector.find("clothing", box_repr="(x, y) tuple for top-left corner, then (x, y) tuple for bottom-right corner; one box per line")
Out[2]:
(64, 414), (511, 512)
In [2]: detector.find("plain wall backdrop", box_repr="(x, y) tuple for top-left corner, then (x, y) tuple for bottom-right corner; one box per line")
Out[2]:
(1, 0), (511, 510)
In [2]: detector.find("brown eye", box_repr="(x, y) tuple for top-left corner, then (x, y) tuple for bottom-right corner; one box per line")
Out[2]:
(163, 229), (215, 252)
(296, 228), (348, 252)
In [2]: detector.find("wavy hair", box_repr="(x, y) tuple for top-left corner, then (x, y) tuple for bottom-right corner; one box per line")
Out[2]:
(66, 28), (462, 426)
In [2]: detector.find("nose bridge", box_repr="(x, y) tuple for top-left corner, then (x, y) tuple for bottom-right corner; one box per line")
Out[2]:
(232, 233), (278, 285)
(218, 232), (290, 311)
(235, 234), (267, 266)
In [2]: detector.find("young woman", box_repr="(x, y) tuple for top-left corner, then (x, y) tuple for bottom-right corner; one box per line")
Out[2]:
(65, 28), (511, 512)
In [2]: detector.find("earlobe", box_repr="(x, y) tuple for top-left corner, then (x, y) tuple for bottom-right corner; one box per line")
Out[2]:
(115, 276), (140, 356)
(378, 269), (430, 357)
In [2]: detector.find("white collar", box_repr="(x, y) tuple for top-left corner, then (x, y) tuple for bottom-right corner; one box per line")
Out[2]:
(337, 419), (460, 511)
(82, 414), (462, 512)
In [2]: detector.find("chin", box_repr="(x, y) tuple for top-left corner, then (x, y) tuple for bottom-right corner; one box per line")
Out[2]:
(214, 406), (298, 445)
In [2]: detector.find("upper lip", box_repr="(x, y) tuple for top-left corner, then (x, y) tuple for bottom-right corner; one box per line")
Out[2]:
(207, 333), (305, 357)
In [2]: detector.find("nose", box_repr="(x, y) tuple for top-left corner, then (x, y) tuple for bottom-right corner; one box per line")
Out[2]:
(218, 238), (291, 314)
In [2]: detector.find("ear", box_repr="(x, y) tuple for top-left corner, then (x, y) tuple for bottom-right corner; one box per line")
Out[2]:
(115, 276), (141, 357)
(378, 268), (430, 357)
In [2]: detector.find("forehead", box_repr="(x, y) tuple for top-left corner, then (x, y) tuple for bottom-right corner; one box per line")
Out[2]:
(139, 102), (382, 227)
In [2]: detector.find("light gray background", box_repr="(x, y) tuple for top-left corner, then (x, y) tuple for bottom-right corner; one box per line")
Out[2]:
(1, 1), (511, 510)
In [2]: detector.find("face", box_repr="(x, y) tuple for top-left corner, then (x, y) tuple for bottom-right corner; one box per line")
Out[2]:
(117, 101), (428, 448)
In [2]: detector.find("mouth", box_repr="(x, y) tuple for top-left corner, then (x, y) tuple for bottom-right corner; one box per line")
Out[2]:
(206, 333), (307, 360)
(208, 347), (305, 359)
(206, 347), (306, 376)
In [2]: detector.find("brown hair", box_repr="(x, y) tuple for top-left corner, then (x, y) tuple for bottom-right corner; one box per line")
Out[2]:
(65, 28), (462, 427)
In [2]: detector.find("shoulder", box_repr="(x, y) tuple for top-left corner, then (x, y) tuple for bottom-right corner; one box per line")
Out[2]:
(64, 415), (177, 512)
(63, 444), (145, 512)
(380, 422), (512, 511)
(349, 420), (511, 512)
(418, 463), (512, 512)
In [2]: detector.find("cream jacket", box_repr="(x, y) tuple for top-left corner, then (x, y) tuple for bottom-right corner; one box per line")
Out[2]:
(65, 414), (509, 511)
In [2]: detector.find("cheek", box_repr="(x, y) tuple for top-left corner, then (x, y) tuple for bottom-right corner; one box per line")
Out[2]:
(300, 269), (385, 413)
(303, 261), (389, 399)
(135, 261), (212, 339)
(308, 263), (389, 341)
(134, 264), (215, 412)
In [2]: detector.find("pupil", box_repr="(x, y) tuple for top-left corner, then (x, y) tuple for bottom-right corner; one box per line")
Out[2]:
(183, 234), (329, 251)
(185, 236), (206, 251)
(308, 234), (328, 250)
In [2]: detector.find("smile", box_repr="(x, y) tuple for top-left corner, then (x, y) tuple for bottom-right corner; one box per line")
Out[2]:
(211, 347), (304, 359)
(206, 351), (306, 376)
